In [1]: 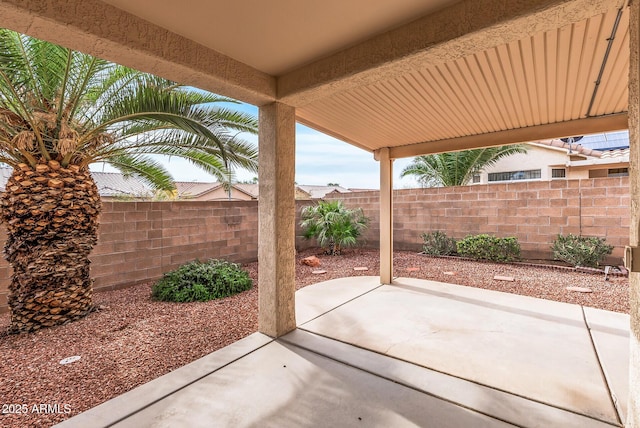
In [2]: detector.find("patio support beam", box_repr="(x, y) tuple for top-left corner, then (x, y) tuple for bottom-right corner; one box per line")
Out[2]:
(628, 0), (640, 425)
(258, 103), (297, 338)
(388, 114), (629, 159)
(0, 0), (276, 106)
(377, 148), (394, 284)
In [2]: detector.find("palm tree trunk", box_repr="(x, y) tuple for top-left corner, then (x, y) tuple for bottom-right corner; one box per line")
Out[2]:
(0, 162), (101, 333)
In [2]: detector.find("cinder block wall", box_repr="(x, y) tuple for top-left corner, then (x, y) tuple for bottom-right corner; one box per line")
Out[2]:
(0, 201), (261, 313)
(0, 199), (325, 313)
(325, 177), (630, 261)
(0, 178), (630, 313)
(90, 201), (260, 291)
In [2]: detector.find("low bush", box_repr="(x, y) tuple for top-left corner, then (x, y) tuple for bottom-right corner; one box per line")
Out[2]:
(456, 234), (520, 262)
(421, 231), (457, 256)
(151, 259), (253, 302)
(551, 234), (613, 268)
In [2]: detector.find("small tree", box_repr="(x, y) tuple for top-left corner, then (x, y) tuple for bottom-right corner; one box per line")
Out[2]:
(300, 200), (369, 255)
(0, 30), (258, 333)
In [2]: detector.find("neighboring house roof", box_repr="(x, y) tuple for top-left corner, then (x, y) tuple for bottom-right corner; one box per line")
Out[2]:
(234, 183), (259, 198)
(175, 181), (224, 198)
(531, 139), (630, 166)
(2, 167), (351, 200)
(91, 172), (153, 198)
(348, 188), (378, 192)
(532, 140), (601, 157)
(175, 181), (256, 200)
(576, 130), (629, 151)
(0, 171), (357, 200)
(599, 148), (630, 159)
(567, 148), (629, 168)
(223, 184), (356, 199)
(296, 185), (352, 199)
(0, 168), (256, 200)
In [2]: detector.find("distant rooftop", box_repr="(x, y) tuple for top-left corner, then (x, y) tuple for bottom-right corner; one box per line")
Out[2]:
(0, 167), (354, 200)
(573, 130), (629, 151)
(296, 185), (352, 199)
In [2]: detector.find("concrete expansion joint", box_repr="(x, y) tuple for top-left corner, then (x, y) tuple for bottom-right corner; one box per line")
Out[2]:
(116, 338), (275, 427)
(582, 306), (624, 426)
(297, 283), (384, 327)
(277, 333), (519, 427)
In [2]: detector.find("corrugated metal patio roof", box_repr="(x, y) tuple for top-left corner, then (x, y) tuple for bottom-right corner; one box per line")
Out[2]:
(0, 0), (629, 159)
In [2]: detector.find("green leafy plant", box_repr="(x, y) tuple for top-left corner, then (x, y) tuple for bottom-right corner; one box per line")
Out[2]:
(421, 231), (457, 256)
(400, 145), (528, 187)
(551, 234), (613, 268)
(0, 30), (258, 332)
(300, 200), (369, 255)
(151, 259), (252, 302)
(456, 234), (520, 262)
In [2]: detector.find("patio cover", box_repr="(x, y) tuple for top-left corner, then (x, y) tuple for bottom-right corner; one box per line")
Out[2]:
(0, 0), (638, 425)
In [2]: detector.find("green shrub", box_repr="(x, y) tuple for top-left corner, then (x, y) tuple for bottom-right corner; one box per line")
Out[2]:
(421, 231), (457, 256)
(456, 234), (520, 262)
(300, 200), (369, 255)
(151, 259), (253, 302)
(551, 234), (613, 268)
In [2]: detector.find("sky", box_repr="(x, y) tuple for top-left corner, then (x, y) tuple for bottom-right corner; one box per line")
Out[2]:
(92, 101), (420, 189)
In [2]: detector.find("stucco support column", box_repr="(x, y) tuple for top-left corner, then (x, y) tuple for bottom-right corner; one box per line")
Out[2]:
(628, 0), (640, 425)
(377, 148), (394, 284)
(258, 103), (296, 337)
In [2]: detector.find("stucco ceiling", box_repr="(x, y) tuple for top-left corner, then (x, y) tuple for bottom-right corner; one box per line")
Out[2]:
(0, 0), (631, 158)
(101, 0), (458, 75)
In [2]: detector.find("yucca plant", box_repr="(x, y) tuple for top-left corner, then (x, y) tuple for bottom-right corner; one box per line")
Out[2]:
(300, 200), (369, 255)
(0, 30), (257, 333)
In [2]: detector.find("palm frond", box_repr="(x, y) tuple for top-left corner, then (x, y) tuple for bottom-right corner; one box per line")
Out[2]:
(106, 153), (175, 191)
(0, 29), (258, 183)
(401, 145), (528, 187)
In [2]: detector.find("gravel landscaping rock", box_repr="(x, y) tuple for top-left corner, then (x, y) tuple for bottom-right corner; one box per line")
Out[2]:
(0, 248), (629, 427)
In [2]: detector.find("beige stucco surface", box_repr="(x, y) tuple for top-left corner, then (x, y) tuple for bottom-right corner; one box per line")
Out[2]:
(628, 0), (640, 425)
(257, 103), (297, 337)
(478, 144), (629, 183)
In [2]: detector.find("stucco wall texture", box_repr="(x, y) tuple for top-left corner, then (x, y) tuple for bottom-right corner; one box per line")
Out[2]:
(0, 177), (630, 313)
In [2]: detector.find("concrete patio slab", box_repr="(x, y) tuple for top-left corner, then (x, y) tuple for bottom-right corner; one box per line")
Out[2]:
(583, 307), (631, 422)
(55, 333), (274, 428)
(295, 275), (381, 324)
(300, 277), (621, 425)
(56, 276), (628, 428)
(107, 340), (515, 428)
(281, 329), (617, 428)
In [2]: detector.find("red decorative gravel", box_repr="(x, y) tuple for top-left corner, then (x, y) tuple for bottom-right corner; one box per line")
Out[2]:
(0, 248), (629, 427)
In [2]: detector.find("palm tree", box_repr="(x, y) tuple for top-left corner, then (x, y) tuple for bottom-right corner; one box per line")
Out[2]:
(400, 145), (528, 187)
(300, 200), (369, 255)
(0, 30), (258, 333)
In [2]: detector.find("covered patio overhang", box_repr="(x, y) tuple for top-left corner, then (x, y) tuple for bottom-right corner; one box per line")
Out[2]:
(0, 0), (638, 425)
